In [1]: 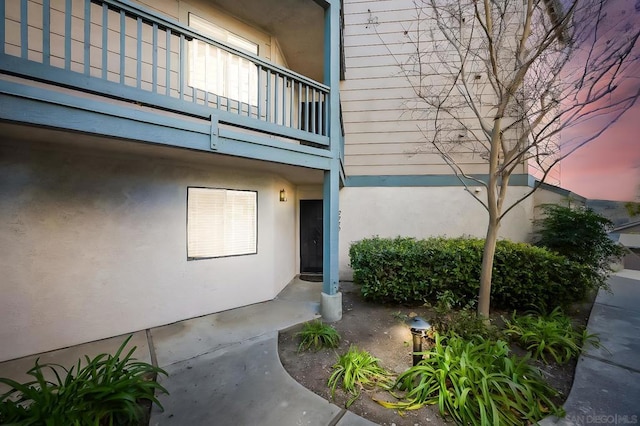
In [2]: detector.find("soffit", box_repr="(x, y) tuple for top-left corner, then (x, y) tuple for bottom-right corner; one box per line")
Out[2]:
(209, 0), (325, 83)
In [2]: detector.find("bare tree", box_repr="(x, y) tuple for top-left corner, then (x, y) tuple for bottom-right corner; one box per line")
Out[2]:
(386, 0), (640, 317)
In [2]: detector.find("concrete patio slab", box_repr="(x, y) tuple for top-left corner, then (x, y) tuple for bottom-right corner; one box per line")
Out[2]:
(150, 279), (321, 368)
(149, 332), (343, 426)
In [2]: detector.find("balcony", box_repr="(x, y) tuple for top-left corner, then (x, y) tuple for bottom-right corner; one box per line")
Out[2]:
(0, 0), (339, 167)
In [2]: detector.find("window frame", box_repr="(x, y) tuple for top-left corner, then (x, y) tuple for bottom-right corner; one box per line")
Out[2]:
(186, 186), (258, 260)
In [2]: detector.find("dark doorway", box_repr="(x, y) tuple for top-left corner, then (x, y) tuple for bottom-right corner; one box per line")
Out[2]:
(300, 200), (323, 273)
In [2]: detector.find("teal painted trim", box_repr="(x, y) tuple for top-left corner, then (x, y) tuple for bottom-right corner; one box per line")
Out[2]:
(106, 0), (327, 91)
(218, 137), (331, 170)
(179, 34), (186, 100)
(534, 180), (587, 202)
(1, 95), (209, 150)
(527, 174), (536, 187)
(0, 81), (206, 131)
(511, 174), (534, 186)
(0, 55), (330, 147)
(274, 73), (279, 124)
(43, 0), (51, 65)
(266, 70), (272, 122)
(119, 10), (125, 83)
(165, 30), (171, 95)
(0, 82), (332, 170)
(65, 0), (72, 70)
(0, 0), (5, 52)
(220, 128), (332, 159)
(321, 0), (342, 296)
(210, 115), (219, 150)
(136, 17), (142, 89)
(20, 0), (28, 58)
(0, 0), (4, 52)
(101, 3), (108, 79)
(84, 0), (90, 75)
(323, 165), (340, 295)
(152, 23), (158, 93)
(345, 174), (534, 187)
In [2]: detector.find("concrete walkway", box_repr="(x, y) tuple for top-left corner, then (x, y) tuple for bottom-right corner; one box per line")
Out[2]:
(1, 272), (639, 425)
(0, 278), (375, 426)
(541, 269), (640, 425)
(146, 278), (374, 426)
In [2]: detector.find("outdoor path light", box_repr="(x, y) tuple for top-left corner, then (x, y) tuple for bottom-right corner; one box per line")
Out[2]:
(407, 317), (431, 366)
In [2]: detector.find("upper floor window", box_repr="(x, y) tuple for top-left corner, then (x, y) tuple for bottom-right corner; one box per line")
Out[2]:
(189, 14), (259, 106)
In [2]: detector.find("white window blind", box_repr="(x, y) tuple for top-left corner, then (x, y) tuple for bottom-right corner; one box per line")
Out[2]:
(188, 14), (259, 106)
(187, 187), (257, 259)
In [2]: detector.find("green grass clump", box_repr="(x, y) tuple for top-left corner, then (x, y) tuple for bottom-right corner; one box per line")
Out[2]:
(504, 307), (600, 364)
(377, 334), (563, 425)
(328, 346), (392, 407)
(296, 320), (341, 352)
(0, 335), (167, 426)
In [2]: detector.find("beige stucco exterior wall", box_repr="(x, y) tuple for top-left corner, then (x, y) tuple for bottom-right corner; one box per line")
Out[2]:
(339, 186), (535, 280)
(532, 187), (586, 223)
(0, 140), (297, 362)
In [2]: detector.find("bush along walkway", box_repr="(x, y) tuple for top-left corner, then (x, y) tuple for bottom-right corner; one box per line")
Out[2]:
(540, 270), (640, 425)
(288, 271), (640, 426)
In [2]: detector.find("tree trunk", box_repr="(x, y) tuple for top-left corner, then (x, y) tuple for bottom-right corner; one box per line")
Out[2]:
(477, 216), (500, 319)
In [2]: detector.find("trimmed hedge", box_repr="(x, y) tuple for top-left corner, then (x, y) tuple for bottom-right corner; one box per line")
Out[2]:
(349, 237), (592, 310)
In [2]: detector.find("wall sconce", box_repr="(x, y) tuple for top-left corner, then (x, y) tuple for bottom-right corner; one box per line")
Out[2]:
(279, 189), (287, 202)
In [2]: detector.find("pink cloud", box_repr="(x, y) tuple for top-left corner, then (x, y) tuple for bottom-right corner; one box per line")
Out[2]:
(558, 1), (640, 202)
(560, 101), (640, 201)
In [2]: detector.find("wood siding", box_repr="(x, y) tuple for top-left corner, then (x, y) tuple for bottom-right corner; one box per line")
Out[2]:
(341, 0), (527, 177)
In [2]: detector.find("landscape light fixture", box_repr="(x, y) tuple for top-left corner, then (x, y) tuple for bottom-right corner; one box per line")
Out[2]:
(407, 316), (431, 366)
(279, 189), (287, 202)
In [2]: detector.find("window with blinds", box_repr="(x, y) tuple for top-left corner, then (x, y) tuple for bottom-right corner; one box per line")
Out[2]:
(187, 187), (257, 259)
(188, 14), (259, 106)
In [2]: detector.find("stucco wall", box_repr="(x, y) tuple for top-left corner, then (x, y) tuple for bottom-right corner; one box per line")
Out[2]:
(0, 140), (297, 362)
(339, 186), (534, 280)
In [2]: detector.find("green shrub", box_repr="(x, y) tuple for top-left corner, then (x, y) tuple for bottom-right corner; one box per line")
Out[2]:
(328, 346), (392, 407)
(428, 291), (500, 341)
(0, 336), (168, 425)
(378, 334), (563, 425)
(349, 236), (592, 310)
(535, 205), (625, 290)
(296, 320), (341, 352)
(504, 307), (601, 364)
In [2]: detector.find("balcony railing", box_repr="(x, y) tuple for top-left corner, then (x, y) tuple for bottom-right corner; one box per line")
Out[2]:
(0, 0), (330, 148)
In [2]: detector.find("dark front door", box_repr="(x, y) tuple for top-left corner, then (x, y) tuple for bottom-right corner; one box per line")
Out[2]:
(300, 200), (323, 273)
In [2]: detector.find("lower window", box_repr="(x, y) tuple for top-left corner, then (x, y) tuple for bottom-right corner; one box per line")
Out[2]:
(187, 187), (257, 259)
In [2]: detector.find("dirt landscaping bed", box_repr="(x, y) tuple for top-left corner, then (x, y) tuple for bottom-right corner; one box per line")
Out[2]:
(278, 281), (595, 426)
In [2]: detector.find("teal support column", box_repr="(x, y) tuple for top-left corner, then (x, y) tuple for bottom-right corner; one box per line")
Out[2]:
(321, 0), (342, 322)
(323, 165), (340, 296)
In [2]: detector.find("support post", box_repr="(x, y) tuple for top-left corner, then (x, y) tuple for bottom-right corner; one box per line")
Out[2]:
(322, 165), (341, 321)
(321, 0), (342, 322)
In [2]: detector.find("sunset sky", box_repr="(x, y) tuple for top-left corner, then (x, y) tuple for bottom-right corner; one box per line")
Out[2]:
(561, 102), (640, 202)
(556, 0), (640, 202)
